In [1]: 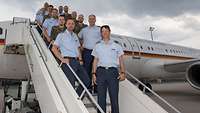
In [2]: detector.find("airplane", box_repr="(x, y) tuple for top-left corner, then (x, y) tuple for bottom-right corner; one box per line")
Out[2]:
(110, 34), (200, 90)
(0, 19), (200, 92)
(0, 18), (173, 113)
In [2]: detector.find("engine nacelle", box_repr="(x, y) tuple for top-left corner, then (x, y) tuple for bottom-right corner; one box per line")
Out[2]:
(186, 63), (200, 90)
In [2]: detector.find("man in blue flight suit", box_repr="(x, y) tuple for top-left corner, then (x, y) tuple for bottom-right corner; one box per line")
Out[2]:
(35, 2), (49, 34)
(92, 25), (126, 113)
(52, 18), (91, 96)
(78, 14), (101, 93)
(43, 8), (58, 46)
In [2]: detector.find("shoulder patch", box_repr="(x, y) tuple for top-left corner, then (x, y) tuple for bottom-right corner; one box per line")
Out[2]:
(82, 26), (87, 31)
(96, 40), (101, 44)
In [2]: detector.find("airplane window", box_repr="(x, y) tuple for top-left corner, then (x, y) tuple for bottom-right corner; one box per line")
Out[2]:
(114, 40), (123, 47)
(123, 43), (127, 47)
(151, 47), (154, 51)
(0, 27), (2, 35)
(165, 49), (168, 52)
(114, 40), (119, 44)
(140, 46), (143, 49)
(148, 47), (150, 50)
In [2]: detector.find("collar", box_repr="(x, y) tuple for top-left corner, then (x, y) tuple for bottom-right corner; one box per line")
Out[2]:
(59, 25), (65, 28)
(101, 39), (113, 45)
(65, 29), (75, 36)
(50, 17), (57, 20)
(89, 25), (96, 28)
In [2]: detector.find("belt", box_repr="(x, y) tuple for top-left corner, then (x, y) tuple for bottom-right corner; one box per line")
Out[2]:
(63, 56), (78, 60)
(84, 48), (93, 51)
(98, 66), (117, 70)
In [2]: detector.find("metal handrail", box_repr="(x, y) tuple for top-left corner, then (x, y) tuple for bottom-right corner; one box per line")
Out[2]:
(126, 71), (181, 113)
(30, 29), (48, 61)
(30, 25), (70, 113)
(36, 22), (43, 32)
(11, 17), (28, 25)
(59, 63), (105, 113)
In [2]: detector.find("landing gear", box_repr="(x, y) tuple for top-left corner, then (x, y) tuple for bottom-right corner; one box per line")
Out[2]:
(138, 83), (152, 93)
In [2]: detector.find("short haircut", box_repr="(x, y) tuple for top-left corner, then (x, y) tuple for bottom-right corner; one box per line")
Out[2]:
(100, 25), (111, 32)
(89, 14), (96, 18)
(52, 8), (58, 12)
(59, 15), (65, 18)
(66, 18), (74, 23)
(78, 14), (84, 17)
(48, 5), (54, 8)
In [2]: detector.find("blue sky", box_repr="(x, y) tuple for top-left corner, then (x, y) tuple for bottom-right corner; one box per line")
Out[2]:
(0, 0), (200, 49)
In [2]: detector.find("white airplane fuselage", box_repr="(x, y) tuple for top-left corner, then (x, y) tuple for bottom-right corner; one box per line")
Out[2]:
(110, 34), (200, 86)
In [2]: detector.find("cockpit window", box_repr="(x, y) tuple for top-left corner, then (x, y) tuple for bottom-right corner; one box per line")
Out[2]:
(0, 27), (2, 35)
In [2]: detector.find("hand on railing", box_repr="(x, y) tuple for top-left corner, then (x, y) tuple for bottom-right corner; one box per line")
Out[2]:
(92, 74), (97, 86)
(79, 60), (83, 65)
(48, 40), (54, 49)
(47, 37), (52, 43)
(118, 73), (126, 81)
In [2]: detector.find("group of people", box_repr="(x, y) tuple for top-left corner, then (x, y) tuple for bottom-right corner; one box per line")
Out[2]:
(35, 2), (126, 113)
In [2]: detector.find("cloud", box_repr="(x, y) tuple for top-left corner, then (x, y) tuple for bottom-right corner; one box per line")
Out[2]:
(96, 13), (200, 48)
(67, 0), (200, 17)
(1, 0), (40, 11)
(0, 0), (200, 49)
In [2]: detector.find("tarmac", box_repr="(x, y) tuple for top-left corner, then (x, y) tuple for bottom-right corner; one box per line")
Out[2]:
(151, 82), (200, 113)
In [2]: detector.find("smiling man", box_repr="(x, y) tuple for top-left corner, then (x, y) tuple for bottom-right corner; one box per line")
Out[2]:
(92, 25), (125, 113)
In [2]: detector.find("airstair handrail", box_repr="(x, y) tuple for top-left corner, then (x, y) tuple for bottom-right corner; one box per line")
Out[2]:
(11, 17), (29, 25)
(27, 21), (70, 113)
(30, 29), (48, 61)
(126, 71), (181, 113)
(59, 63), (105, 113)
